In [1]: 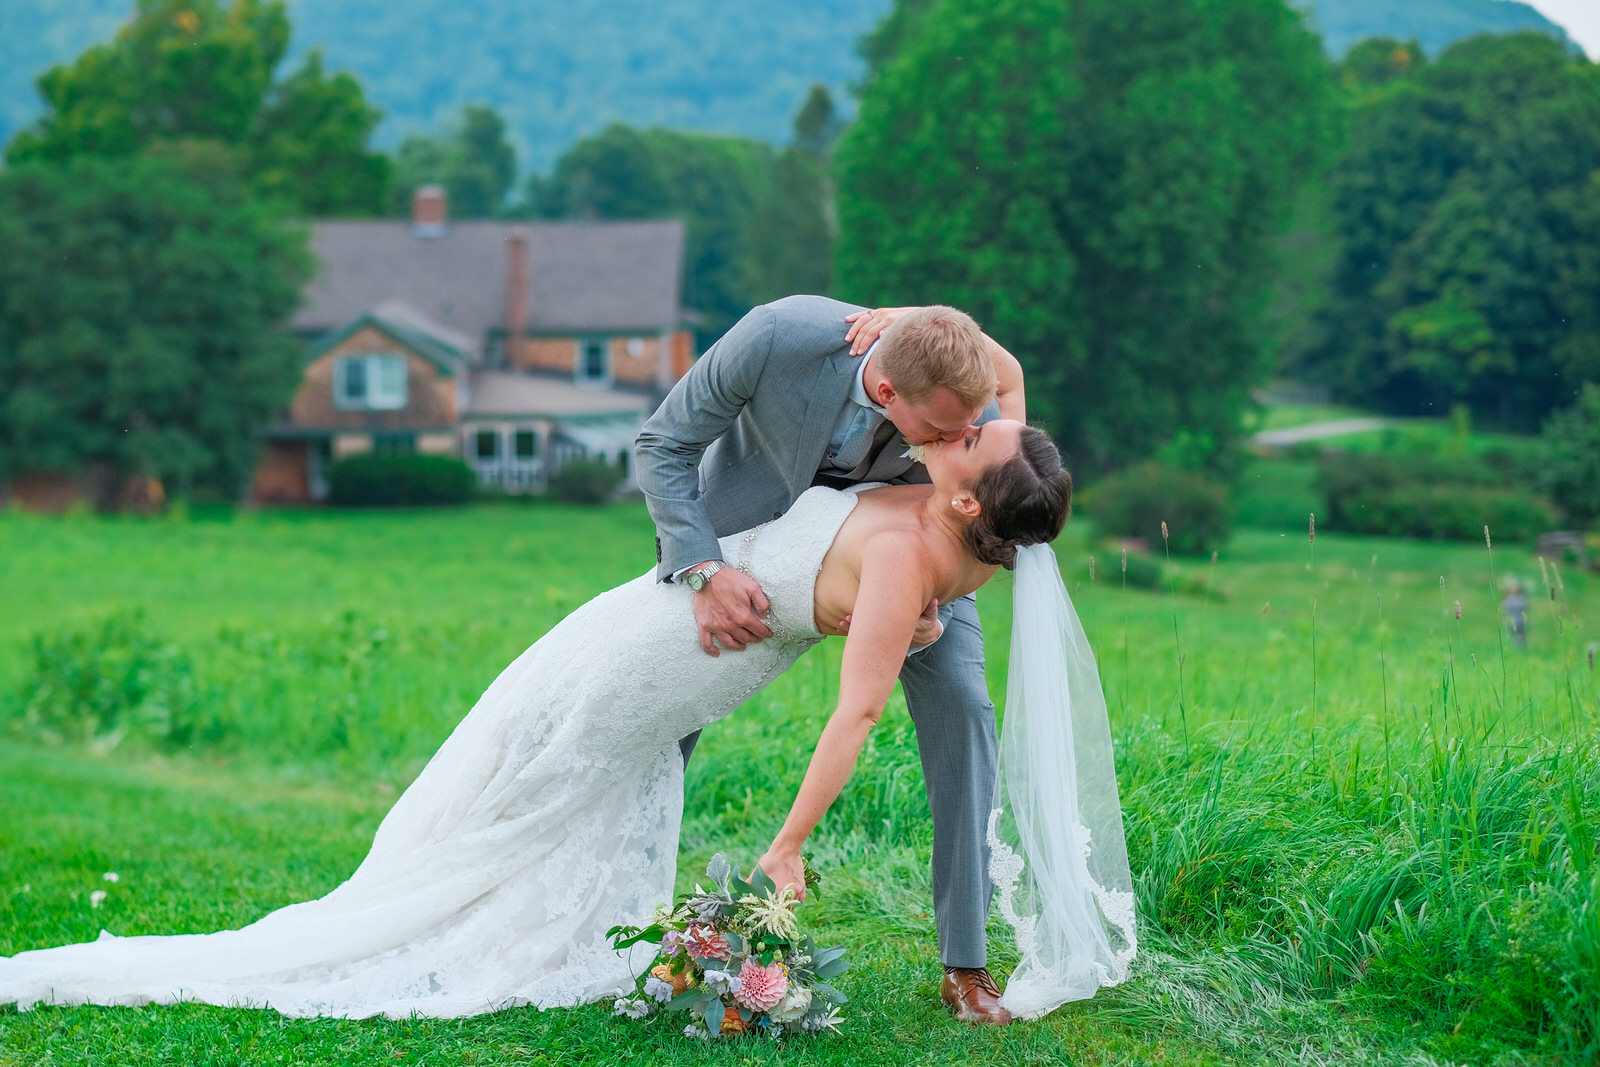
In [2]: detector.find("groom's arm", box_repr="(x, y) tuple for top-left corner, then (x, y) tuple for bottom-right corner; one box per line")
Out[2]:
(636, 304), (779, 579)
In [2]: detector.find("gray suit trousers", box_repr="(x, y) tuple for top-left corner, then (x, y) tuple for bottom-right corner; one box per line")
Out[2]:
(678, 593), (997, 969)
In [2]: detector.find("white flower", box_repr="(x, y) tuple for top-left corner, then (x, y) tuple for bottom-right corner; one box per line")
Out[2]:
(103, 872), (119, 883)
(768, 984), (813, 1023)
(701, 969), (740, 996)
(643, 976), (675, 1003)
(89, 890), (107, 909)
(737, 886), (802, 941)
(683, 1024), (709, 1040)
(903, 444), (926, 463)
(612, 997), (651, 1019)
(802, 1004), (844, 1033)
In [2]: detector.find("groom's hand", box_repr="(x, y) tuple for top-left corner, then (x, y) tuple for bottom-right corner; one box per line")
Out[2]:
(693, 566), (773, 656)
(838, 597), (942, 651)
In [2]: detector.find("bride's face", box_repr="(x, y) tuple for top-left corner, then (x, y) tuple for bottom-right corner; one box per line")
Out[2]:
(922, 419), (1024, 491)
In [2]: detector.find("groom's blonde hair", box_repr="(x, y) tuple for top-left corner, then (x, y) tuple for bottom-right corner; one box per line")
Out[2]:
(874, 306), (997, 409)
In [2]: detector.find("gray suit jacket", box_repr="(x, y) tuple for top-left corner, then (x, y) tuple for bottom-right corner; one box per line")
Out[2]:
(636, 295), (929, 582)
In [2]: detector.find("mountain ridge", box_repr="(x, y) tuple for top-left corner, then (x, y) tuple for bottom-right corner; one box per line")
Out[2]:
(0, 0), (1574, 172)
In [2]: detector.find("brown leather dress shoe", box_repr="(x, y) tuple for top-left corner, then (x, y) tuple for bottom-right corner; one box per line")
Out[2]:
(940, 966), (1013, 1025)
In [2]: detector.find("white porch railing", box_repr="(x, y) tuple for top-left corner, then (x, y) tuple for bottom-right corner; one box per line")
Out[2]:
(473, 459), (546, 493)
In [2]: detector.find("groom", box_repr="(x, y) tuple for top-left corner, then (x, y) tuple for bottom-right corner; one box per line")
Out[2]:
(634, 295), (1023, 1025)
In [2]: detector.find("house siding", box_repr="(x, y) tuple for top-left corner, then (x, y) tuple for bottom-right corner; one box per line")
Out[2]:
(511, 337), (578, 376)
(290, 327), (458, 430)
(507, 331), (693, 390)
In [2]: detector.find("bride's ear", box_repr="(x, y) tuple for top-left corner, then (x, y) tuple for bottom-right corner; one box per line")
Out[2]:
(950, 492), (980, 519)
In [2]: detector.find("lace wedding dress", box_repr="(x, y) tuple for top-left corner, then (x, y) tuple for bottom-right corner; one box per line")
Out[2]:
(0, 487), (860, 1020)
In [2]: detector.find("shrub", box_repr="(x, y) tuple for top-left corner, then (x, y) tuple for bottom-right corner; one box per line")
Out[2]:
(1540, 383), (1600, 528)
(12, 609), (215, 749)
(327, 453), (475, 507)
(1080, 462), (1232, 556)
(1317, 453), (1557, 541)
(549, 457), (624, 504)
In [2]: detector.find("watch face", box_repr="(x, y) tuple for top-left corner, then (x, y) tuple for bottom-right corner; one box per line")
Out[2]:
(686, 571), (707, 591)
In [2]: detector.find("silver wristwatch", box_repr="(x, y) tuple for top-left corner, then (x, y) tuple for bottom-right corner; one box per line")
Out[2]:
(683, 560), (725, 592)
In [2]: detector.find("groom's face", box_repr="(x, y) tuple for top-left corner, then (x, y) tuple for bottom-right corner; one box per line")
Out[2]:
(880, 384), (984, 446)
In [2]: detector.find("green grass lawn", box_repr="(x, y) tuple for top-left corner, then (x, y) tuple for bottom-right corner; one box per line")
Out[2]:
(1, 502), (1596, 1065)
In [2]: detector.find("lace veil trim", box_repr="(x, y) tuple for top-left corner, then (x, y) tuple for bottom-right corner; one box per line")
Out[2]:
(987, 544), (1137, 1019)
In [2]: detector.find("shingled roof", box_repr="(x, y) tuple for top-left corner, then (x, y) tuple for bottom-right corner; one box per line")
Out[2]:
(289, 220), (687, 353)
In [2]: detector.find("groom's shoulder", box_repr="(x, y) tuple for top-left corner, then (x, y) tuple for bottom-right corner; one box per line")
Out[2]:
(762, 294), (863, 320)
(755, 294), (865, 354)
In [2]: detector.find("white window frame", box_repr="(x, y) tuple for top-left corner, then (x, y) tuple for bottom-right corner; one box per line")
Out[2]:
(575, 337), (611, 387)
(335, 352), (408, 411)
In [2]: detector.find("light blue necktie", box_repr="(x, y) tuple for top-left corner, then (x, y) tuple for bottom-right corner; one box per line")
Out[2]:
(830, 407), (882, 475)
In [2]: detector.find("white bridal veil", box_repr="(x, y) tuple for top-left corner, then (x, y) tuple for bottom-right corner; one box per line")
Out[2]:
(988, 543), (1137, 1018)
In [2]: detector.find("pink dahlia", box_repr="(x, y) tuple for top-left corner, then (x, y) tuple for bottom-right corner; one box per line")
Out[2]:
(735, 959), (788, 1013)
(682, 924), (731, 962)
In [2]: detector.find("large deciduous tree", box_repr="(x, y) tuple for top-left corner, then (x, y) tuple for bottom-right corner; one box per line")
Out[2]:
(835, 0), (1333, 472)
(529, 96), (836, 345)
(0, 156), (313, 506)
(1308, 33), (1600, 427)
(5, 0), (390, 216)
(391, 104), (519, 218)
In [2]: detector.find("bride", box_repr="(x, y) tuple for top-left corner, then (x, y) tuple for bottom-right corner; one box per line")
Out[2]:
(0, 419), (1134, 1022)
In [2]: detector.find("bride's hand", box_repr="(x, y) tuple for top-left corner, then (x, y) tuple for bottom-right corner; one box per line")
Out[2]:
(843, 306), (916, 356)
(754, 847), (807, 902)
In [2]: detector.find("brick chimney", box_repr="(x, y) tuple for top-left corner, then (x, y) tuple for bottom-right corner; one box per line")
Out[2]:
(411, 185), (448, 238)
(505, 226), (530, 370)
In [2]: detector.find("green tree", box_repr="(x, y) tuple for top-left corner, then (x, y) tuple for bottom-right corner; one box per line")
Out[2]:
(836, 0), (1334, 472)
(531, 108), (834, 345)
(526, 123), (670, 220)
(0, 155), (312, 506)
(1539, 383), (1600, 527)
(392, 104), (519, 218)
(5, 0), (389, 216)
(1308, 33), (1600, 427)
(251, 51), (392, 216)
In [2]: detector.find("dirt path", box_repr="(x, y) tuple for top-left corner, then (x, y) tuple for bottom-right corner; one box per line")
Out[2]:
(1251, 417), (1393, 447)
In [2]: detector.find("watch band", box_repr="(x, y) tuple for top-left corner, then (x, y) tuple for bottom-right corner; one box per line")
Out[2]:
(684, 560), (725, 591)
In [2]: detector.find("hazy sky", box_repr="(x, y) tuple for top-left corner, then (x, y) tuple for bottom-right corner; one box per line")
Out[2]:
(1518, 0), (1600, 58)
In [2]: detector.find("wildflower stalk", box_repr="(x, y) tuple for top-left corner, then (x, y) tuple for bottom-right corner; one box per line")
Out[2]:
(1309, 513), (1318, 763)
(1483, 525), (1509, 723)
(1163, 521), (1189, 758)
(1438, 574), (1460, 730)
(1378, 592), (1391, 790)
(1120, 547), (1130, 719)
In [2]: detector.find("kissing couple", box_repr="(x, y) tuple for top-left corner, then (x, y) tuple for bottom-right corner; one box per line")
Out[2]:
(0, 296), (1135, 1028)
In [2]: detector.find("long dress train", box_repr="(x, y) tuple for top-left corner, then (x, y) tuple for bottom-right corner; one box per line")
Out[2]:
(0, 487), (860, 1020)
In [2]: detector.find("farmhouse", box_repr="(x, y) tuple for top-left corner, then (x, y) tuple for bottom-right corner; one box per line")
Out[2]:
(251, 188), (693, 503)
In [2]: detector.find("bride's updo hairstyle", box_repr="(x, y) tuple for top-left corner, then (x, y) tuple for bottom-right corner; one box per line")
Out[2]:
(965, 426), (1072, 569)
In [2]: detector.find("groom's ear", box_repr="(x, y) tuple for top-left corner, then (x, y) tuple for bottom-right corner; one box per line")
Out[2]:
(873, 379), (898, 407)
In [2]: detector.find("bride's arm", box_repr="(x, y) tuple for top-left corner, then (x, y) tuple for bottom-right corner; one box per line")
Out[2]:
(755, 535), (933, 897)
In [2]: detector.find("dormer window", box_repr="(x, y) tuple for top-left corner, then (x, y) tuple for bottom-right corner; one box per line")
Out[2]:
(336, 353), (408, 410)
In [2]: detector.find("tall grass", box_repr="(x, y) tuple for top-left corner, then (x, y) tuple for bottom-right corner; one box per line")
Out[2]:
(0, 506), (1596, 1064)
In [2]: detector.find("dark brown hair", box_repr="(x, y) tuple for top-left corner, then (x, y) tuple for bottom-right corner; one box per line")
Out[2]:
(964, 426), (1072, 569)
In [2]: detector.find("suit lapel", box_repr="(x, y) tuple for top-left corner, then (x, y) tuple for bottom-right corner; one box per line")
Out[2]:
(788, 351), (858, 491)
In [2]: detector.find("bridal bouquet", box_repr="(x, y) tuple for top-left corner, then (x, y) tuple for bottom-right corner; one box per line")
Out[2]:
(607, 854), (849, 1039)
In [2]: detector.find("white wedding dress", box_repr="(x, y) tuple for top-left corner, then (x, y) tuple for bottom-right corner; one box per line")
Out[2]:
(0, 487), (861, 1020)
